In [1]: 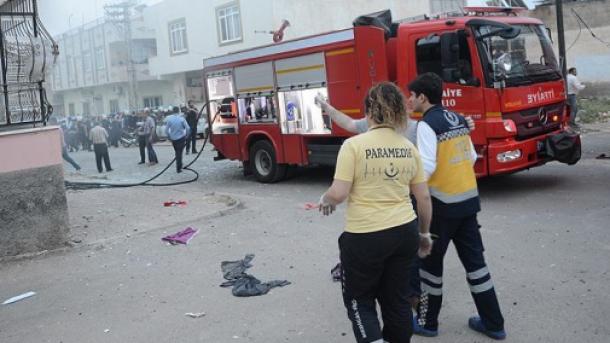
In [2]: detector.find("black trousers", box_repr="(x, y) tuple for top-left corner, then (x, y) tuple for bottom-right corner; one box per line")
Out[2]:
(171, 136), (186, 172)
(417, 214), (504, 332)
(340, 221), (419, 343)
(185, 125), (197, 153)
(93, 143), (111, 172)
(138, 135), (158, 163)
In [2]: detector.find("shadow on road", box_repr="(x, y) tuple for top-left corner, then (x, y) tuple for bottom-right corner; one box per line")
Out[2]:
(478, 172), (567, 199)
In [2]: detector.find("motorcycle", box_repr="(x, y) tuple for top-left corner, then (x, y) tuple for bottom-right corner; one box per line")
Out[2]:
(120, 130), (138, 148)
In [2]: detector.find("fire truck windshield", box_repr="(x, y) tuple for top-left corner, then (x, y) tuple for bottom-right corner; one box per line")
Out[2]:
(476, 24), (561, 86)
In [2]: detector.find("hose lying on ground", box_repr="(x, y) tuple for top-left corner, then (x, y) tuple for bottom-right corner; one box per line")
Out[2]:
(65, 103), (218, 191)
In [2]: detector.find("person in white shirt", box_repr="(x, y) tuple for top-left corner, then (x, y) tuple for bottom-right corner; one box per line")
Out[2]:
(89, 123), (112, 173)
(567, 67), (585, 127)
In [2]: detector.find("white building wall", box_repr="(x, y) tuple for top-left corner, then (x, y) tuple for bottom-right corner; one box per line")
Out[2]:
(49, 14), (167, 116)
(146, 0), (437, 77)
(58, 80), (174, 116)
(271, 0), (432, 37)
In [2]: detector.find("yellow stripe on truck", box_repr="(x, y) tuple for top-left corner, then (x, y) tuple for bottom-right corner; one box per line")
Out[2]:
(237, 85), (274, 93)
(326, 48), (354, 57)
(276, 64), (325, 75)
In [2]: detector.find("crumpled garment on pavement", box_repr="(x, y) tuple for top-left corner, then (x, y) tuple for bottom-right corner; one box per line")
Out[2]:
(162, 227), (199, 245)
(221, 253), (255, 280)
(220, 254), (290, 297)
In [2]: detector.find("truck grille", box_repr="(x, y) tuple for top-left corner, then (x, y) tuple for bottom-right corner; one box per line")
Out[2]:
(503, 102), (565, 141)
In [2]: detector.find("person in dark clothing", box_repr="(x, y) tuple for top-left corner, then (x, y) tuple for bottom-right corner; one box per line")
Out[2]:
(185, 100), (199, 155)
(409, 73), (506, 340)
(67, 126), (79, 152)
(77, 121), (91, 151)
(52, 119), (81, 171)
(110, 118), (122, 147)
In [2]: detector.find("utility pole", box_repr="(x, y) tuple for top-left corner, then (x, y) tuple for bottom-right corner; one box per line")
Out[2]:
(556, 0), (568, 79)
(105, 1), (139, 112)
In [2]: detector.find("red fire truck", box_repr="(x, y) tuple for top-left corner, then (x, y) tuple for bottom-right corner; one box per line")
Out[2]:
(203, 7), (580, 183)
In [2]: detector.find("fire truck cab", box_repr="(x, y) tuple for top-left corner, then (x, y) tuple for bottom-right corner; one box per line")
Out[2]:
(203, 7), (579, 183)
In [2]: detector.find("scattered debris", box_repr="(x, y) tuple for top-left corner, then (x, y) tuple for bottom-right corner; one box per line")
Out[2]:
(2, 291), (36, 305)
(595, 153), (610, 160)
(104, 329), (110, 333)
(161, 227), (199, 245)
(220, 254), (290, 297)
(185, 312), (206, 318)
(163, 200), (188, 207)
(303, 202), (318, 210)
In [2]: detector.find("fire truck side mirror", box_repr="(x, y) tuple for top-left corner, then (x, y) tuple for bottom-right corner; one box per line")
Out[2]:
(440, 32), (460, 83)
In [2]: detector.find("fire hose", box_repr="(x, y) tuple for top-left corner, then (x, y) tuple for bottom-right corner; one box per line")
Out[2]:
(64, 101), (219, 190)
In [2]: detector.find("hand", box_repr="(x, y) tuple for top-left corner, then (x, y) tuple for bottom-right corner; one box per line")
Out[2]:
(319, 203), (336, 216)
(465, 116), (475, 131)
(315, 93), (328, 109)
(318, 193), (336, 216)
(418, 234), (433, 258)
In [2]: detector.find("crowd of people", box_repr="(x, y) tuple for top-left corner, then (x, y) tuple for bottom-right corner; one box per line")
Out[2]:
(56, 102), (201, 174)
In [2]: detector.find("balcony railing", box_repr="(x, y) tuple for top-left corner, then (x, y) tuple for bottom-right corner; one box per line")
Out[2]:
(0, 0), (57, 127)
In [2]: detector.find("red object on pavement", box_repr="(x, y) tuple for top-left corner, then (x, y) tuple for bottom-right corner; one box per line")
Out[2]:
(303, 202), (318, 210)
(164, 200), (188, 207)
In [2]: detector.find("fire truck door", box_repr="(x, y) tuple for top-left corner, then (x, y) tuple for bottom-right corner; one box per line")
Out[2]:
(409, 29), (487, 172)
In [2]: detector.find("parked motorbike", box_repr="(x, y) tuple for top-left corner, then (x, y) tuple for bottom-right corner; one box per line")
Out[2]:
(120, 130), (137, 148)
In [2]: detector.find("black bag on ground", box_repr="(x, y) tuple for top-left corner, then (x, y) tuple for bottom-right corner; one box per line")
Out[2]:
(545, 132), (581, 165)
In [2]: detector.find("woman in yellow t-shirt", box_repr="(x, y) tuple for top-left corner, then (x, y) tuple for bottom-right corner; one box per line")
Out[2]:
(319, 82), (433, 343)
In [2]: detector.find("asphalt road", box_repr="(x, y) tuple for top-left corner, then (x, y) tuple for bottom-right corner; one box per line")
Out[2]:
(0, 127), (609, 343)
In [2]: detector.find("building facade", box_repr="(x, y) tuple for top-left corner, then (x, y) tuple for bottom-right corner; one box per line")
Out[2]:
(48, 0), (466, 115)
(48, 8), (174, 117)
(143, 0), (464, 106)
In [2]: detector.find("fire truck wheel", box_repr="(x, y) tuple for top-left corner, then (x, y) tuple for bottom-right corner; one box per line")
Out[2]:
(250, 140), (286, 183)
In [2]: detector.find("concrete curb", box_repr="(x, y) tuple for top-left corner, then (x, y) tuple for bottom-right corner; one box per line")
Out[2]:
(0, 192), (243, 264)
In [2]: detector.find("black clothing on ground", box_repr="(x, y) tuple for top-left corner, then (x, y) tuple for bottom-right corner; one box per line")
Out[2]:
(340, 220), (419, 343)
(220, 254), (290, 297)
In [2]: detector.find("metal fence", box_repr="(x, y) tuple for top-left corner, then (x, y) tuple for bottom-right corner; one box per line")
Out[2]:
(0, 0), (57, 127)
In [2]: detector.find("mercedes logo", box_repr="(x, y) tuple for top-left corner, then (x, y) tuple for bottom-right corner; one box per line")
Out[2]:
(538, 107), (548, 125)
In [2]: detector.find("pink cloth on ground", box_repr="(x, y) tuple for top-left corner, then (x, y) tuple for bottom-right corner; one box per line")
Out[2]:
(162, 227), (199, 245)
